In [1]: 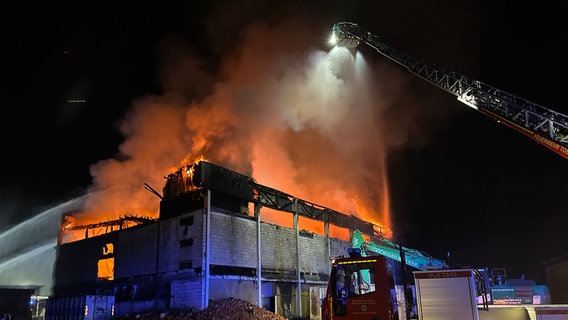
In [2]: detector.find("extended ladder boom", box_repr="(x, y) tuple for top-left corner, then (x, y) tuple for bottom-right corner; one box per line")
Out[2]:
(351, 230), (447, 270)
(333, 22), (568, 159)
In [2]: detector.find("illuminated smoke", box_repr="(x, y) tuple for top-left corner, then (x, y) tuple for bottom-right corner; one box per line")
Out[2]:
(81, 16), (417, 236)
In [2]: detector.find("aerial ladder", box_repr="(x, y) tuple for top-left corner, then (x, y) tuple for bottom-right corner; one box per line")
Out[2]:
(332, 22), (568, 159)
(351, 229), (447, 270)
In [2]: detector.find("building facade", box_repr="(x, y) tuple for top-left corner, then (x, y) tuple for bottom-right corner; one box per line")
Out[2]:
(49, 161), (383, 319)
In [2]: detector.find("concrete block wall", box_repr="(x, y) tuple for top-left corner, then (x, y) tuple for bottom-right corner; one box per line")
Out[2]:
(208, 278), (258, 302)
(260, 223), (298, 274)
(113, 204), (352, 315)
(209, 212), (257, 267)
(170, 279), (204, 310)
(179, 211), (204, 272)
(329, 237), (352, 259)
(158, 215), (182, 273)
(158, 209), (204, 273)
(206, 209), (351, 280)
(298, 233), (330, 276)
(152, 200), (352, 282)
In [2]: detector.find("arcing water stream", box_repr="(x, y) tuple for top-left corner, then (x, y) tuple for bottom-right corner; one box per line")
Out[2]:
(0, 195), (86, 296)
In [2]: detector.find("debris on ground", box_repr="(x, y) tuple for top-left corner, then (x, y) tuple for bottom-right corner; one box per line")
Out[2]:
(112, 297), (288, 320)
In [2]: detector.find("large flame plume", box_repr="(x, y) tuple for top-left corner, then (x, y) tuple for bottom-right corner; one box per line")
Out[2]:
(72, 16), (418, 241)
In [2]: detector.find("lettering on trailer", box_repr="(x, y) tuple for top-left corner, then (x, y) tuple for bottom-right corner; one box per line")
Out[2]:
(414, 270), (473, 279)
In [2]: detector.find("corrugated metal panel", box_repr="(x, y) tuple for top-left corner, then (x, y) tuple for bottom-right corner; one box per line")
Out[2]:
(46, 296), (114, 320)
(414, 269), (479, 320)
(46, 296), (86, 320)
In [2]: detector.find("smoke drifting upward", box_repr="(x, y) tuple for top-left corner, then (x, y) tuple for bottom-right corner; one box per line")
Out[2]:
(81, 16), (413, 238)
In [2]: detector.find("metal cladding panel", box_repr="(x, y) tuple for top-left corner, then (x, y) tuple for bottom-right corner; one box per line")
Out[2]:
(46, 295), (114, 320)
(46, 296), (86, 320)
(414, 269), (479, 320)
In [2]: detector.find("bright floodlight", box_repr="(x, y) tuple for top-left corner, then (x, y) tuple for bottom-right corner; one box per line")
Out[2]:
(329, 32), (338, 46)
(332, 22), (360, 48)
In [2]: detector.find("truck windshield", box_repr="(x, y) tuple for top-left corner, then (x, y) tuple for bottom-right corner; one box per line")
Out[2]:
(334, 262), (376, 296)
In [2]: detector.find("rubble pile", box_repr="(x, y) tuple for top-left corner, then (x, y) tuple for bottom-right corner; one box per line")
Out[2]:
(194, 298), (287, 320)
(113, 298), (287, 320)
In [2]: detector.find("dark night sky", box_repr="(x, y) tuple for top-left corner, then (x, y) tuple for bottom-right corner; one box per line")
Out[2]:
(1, 1), (567, 284)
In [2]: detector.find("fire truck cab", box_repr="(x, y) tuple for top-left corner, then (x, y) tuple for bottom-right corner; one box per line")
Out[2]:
(322, 249), (402, 320)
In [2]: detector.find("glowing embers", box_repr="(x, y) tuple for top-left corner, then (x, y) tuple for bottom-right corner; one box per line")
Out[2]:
(163, 162), (203, 198)
(97, 242), (114, 280)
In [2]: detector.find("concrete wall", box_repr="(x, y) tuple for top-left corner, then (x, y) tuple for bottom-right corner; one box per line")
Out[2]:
(52, 201), (354, 317)
(298, 232), (330, 277)
(148, 206), (352, 316)
(170, 279), (203, 310)
(261, 223), (297, 275)
(329, 237), (352, 259)
(115, 223), (159, 278)
(207, 209), (350, 281)
(208, 278), (258, 302)
(209, 213), (257, 268)
(158, 209), (205, 274)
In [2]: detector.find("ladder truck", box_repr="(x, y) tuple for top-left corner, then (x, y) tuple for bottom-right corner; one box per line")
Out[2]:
(321, 230), (556, 320)
(322, 230), (482, 320)
(331, 22), (568, 160)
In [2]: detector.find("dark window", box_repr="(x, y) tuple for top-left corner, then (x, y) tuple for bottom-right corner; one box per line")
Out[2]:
(180, 238), (194, 247)
(179, 216), (194, 226)
(210, 264), (256, 277)
(179, 261), (193, 269)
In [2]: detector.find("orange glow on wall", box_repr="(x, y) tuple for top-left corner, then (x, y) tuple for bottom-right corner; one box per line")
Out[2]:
(97, 258), (115, 280)
(98, 242), (115, 280)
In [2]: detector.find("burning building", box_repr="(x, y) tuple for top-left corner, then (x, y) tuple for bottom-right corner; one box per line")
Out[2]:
(47, 161), (385, 319)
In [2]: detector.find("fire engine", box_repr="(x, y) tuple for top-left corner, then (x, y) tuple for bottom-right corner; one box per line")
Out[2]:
(322, 230), (555, 320)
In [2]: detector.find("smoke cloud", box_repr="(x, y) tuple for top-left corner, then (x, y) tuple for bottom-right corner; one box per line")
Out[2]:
(80, 13), (421, 237)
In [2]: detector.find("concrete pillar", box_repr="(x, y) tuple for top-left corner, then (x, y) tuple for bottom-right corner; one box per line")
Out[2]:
(204, 189), (211, 308)
(293, 199), (301, 317)
(256, 203), (262, 307)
